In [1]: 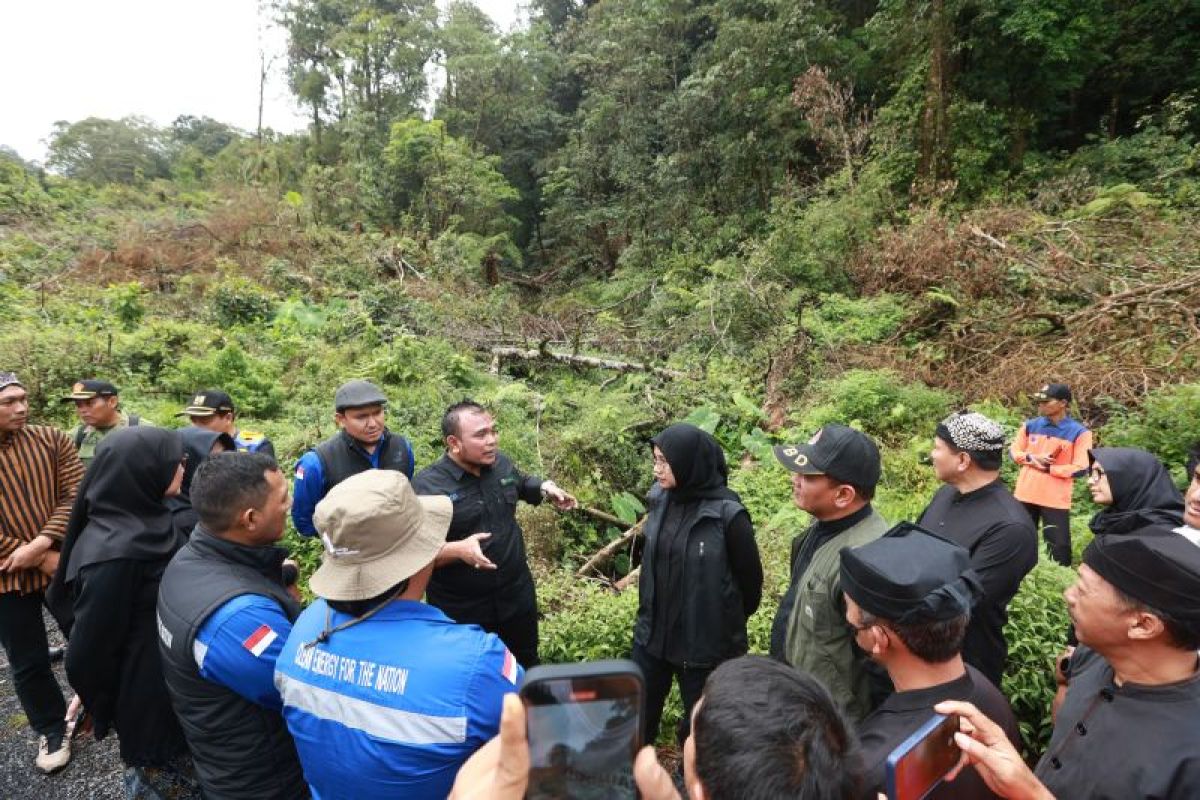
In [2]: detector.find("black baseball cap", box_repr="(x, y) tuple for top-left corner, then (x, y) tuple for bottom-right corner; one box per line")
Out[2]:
(178, 389), (235, 417)
(773, 423), (882, 490)
(1031, 383), (1071, 402)
(61, 379), (119, 402)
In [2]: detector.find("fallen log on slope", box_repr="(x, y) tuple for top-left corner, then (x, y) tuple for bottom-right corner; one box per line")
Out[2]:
(489, 346), (685, 378)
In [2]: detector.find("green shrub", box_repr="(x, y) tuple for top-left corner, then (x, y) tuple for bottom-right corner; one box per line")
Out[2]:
(793, 369), (956, 444)
(1001, 556), (1076, 757)
(1100, 382), (1200, 477)
(165, 342), (286, 418)
(208, 276), (277, 327)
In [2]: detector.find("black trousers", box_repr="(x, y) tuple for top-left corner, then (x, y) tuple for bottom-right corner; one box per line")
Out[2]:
(632, 642), (710, 747)
(1022, 503), (1072, 566)
(0, 590), (67, 738)
(493, 607), (540, 670)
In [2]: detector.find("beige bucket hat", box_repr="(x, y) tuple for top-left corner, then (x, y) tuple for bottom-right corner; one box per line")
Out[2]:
(310, 469), (453, 602)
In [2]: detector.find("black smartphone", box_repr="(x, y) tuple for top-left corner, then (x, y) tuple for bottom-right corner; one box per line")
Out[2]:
(885, 713), (961, 800)
(521, 659), (644, 799)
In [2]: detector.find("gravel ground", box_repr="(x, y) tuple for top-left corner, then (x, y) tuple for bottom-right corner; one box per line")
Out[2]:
(0, 611), (123, 799)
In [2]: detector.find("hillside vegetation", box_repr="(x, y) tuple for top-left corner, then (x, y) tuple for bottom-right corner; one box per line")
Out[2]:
(4, 0), (1200, 754)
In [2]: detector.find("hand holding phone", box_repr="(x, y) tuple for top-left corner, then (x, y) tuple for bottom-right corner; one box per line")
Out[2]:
(521, 660), (644, 799)
(886, 713), (961, 800)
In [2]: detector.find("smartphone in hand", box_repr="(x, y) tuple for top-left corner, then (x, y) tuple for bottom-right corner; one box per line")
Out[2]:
(885, 713), (961, 800)
(521, 660), (644, 799)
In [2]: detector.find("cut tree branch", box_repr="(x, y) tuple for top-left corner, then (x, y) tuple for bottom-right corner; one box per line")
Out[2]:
(576, 517), (645, 578)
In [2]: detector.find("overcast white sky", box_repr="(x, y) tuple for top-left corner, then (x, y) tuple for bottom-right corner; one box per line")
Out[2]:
(0, 0), (524, 164)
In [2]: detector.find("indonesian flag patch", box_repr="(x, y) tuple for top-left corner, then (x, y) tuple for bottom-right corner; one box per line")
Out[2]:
(501, 648), (519, 685)
(243, 624), (278, 658)
(294, 465), (305, 479)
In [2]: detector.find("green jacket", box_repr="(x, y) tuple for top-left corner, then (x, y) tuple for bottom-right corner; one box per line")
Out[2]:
(783, 508), (890, 722)
(71, 411), (150, 465)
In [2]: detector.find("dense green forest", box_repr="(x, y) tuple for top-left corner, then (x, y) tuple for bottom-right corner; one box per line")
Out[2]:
(4, 0), (1200, 755)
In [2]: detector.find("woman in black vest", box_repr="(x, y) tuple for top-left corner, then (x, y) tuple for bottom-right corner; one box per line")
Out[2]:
(631, 423), (763, 746)
(50, 427), (197, 797)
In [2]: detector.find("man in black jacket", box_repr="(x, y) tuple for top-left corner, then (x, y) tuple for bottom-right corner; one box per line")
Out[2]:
(157, 452), (308, 800)
(412, 400), (576, 668)
(918, 411), (1037, 685)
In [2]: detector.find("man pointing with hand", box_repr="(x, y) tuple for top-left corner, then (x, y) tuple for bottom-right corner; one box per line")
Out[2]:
(412, 400), (576, 668)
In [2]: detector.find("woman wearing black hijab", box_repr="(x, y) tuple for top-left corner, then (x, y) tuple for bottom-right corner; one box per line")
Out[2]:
(1087, 447), (1184, 536)
(168, 427), (236, 539)
(50, 426), (197, 797)
(631, 423), (763, 745)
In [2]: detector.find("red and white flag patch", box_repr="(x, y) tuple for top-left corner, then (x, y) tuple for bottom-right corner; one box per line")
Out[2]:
(243, 624), (278, 658)
(501, 649), (519, 685)
(294, 465), (305, 480)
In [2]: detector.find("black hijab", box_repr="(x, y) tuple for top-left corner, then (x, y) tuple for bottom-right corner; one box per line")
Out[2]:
(177, 426), (236, 497)
(1088, 447), (1184, 536)
(59, 426), (185, 583)
(651, 423), (739, 503)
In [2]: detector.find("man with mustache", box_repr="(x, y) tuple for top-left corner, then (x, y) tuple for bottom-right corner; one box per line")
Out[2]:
(291, 379), (416, 537)
(412, 400), (577, 668)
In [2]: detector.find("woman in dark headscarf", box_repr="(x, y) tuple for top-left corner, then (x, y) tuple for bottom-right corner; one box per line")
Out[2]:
(1087, 447), (1184, 536)
(50, 426), (198, 797)
(168, 427), (236, 540)
(631, 423), (763, 746)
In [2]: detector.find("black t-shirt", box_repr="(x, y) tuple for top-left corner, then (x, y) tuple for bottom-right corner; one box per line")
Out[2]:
(1036, 645), (1200, 799)
(411, 452), (543, 626)
(858, 664), (1019, 800)
(918, 481), (1037, 685)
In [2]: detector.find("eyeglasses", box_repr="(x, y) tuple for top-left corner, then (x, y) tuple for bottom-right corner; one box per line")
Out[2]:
(1087, 467), (1105, 481)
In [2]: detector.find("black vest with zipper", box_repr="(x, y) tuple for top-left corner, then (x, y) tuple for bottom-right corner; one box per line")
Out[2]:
(156, 527), (307, 800)
(633, 484), (748, 668)
(314, 428), (413, 492)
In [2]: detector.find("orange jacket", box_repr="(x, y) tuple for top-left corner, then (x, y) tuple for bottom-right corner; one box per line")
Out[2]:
(1010, 416), (1092, 510)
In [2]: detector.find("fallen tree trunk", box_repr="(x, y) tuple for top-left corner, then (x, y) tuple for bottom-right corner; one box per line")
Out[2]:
(489, 346), (684, 378)
(576, 517), (645, 578)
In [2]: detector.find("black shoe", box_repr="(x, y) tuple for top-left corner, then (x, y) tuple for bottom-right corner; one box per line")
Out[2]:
(48, 646), (65, 663)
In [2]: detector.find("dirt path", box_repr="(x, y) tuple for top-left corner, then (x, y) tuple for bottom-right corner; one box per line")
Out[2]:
(0, 611), (123, 799)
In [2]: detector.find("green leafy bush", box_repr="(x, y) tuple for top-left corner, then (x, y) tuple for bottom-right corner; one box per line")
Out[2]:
(165, 342), (286, 418)
(1100, 382), (1200, 476)
(1001, 556), (1076, 757)
(208, 276), (277, 327)
(794, 369), (956, 443)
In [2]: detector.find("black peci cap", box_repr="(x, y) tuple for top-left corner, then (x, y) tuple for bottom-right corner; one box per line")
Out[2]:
(840, 522), (983, 624)
(1082, 527), (1200, 622)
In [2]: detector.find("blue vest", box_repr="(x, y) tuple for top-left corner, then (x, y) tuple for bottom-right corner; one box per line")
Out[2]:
(275, 599), (522, 800)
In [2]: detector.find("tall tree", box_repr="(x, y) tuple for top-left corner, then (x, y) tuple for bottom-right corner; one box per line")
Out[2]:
(46, 116), (170, 185)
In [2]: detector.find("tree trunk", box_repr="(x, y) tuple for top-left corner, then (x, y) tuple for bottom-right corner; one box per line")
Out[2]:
(917, 0), (952, 193)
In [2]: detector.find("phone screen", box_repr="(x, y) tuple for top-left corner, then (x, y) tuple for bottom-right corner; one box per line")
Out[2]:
(524, 677), (640, 799)
(886, 713), (960, 800)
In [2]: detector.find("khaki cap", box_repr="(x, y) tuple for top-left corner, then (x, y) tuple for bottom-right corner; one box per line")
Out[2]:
(310, 470), (452, 602)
